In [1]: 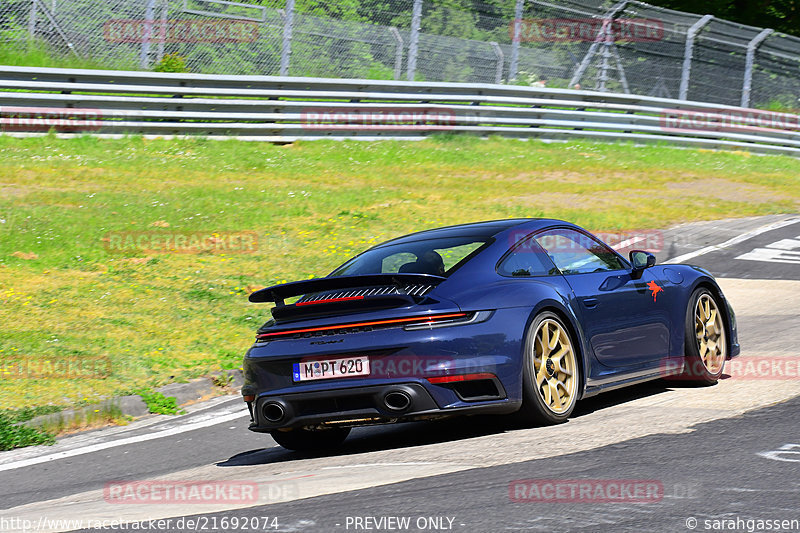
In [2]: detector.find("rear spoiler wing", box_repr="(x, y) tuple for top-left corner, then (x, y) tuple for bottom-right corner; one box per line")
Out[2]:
(248, 273), (446, 305)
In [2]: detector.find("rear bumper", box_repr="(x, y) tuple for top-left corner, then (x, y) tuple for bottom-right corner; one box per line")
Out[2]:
(242, 307), (531, 430)
(247, 382), (519, 431)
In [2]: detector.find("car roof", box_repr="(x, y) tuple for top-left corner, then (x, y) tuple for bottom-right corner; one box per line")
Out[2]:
(372, 218), (568, 248)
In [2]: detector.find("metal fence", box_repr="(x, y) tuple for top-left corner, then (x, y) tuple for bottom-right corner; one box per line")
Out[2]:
(1, 65), (799, 157)
(1, 0), (799, 109)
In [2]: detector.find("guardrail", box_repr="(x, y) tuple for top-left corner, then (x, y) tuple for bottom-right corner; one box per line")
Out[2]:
(0, 66), (798, 156)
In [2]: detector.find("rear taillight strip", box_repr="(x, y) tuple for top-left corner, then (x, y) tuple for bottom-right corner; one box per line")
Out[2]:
(403, 309), (493, 331)
(256, 312), (468, 340)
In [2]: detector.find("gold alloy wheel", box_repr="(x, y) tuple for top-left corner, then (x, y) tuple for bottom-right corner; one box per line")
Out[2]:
(695, 294), (727, 374)
(533, 319), (577, 414)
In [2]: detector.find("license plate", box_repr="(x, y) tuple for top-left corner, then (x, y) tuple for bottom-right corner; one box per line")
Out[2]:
(292, 356), (370, 382)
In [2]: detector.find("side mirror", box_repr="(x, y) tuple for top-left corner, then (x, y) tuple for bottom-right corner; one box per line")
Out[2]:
(629, 250), (656, 279)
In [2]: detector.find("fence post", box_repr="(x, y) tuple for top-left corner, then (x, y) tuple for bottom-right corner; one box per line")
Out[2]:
(490, 42), (504, 84)
(569, 1), (627, 89)
(156, 0), (168, 64)
(280, 0), (295, 76)
(30, 0), (80, 57)
(389, 27), (404, 81)
(508, 0), (524, 82)
(140, 0), (155, 69)
(407, 0), (422, 81)
(678, 14), (713, 101)
(609, 45), (630, 93)
(741, 28), (773, 108)
(28, 0), (38, 38)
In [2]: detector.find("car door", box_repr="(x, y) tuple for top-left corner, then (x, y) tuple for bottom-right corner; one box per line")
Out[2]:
(533, 228), (671, 368)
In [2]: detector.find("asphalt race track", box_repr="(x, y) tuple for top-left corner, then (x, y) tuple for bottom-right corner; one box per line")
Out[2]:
(1, 214), (799, 533)
(91, 395), (800, 533)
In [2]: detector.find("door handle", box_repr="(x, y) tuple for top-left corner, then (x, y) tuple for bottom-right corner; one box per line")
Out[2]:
(582, 297), (599, 309)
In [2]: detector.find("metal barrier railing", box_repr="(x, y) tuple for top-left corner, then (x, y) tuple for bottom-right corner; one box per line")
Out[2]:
(0, 66), (798, 156)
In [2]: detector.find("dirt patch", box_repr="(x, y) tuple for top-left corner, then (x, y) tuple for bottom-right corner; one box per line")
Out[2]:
(666, 179), (782, 204)
(504, 170), (617, 184)
(509, 190), (646, 209)
(0, 186), (27, 197)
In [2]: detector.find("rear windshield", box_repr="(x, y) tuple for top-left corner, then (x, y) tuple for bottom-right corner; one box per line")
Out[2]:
(330, 236), (488, 277)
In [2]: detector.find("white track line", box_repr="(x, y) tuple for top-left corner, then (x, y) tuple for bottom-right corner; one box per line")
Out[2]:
(611, 235), (645, 250)
(664, 217), (800, 264)
(0, 406), (248, 473)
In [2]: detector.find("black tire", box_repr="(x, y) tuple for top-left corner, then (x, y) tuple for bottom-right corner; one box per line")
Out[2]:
(270, 427), (351, 452)
(678, 288), (727, 385)
(518, 311), (581, 425)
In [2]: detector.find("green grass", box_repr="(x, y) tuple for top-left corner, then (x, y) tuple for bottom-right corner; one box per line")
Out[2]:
(0, 40), (135, 71)
(0, 400), (128, 448)
(0, 134), (799, 411)
(0, 410), (56, 450)
(5, 405), (64, 423)
(137, 390), (184, 415)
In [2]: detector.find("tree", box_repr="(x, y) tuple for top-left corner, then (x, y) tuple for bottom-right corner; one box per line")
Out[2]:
(648, 0), (799, 37)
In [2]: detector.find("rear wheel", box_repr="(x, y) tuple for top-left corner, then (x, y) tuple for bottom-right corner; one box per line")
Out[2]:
(679, 288), (727, 385)
(270, 427), (350, 452)
(519, 312), (580, 425)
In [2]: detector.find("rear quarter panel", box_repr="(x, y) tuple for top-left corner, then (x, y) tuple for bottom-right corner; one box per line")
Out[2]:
(440, 271), (595, 400)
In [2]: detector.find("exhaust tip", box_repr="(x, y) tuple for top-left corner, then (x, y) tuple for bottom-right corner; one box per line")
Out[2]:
(262, 402), (286, 423)
(383, 391), (412, 412)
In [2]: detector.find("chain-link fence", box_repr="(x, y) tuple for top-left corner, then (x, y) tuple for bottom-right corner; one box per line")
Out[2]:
(530, 0), (800, 108)
(1, 0), (798, 108)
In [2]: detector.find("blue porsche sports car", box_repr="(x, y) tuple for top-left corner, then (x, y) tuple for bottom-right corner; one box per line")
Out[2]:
(242, 219), (739, 451)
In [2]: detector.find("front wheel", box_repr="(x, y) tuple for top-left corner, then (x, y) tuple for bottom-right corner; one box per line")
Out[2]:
(679, 288), (727, 385)
(518, 312), (580, 425)
(270, 426), (350, 451)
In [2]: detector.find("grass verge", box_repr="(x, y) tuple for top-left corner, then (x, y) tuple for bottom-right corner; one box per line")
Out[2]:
(0, 40), (135, 71)
(0, 409), (56, 450)
(1, 135), (799, 411)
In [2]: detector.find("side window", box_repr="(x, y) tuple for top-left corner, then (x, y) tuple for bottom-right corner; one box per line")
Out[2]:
(435, 242), (484, 271)
(497, 237), (558, 277)
(534, 228), (625, 275)
(382, 252), (417, 273)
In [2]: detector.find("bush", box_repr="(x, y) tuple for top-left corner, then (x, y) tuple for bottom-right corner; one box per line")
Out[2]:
(154, 53), (189, 73)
